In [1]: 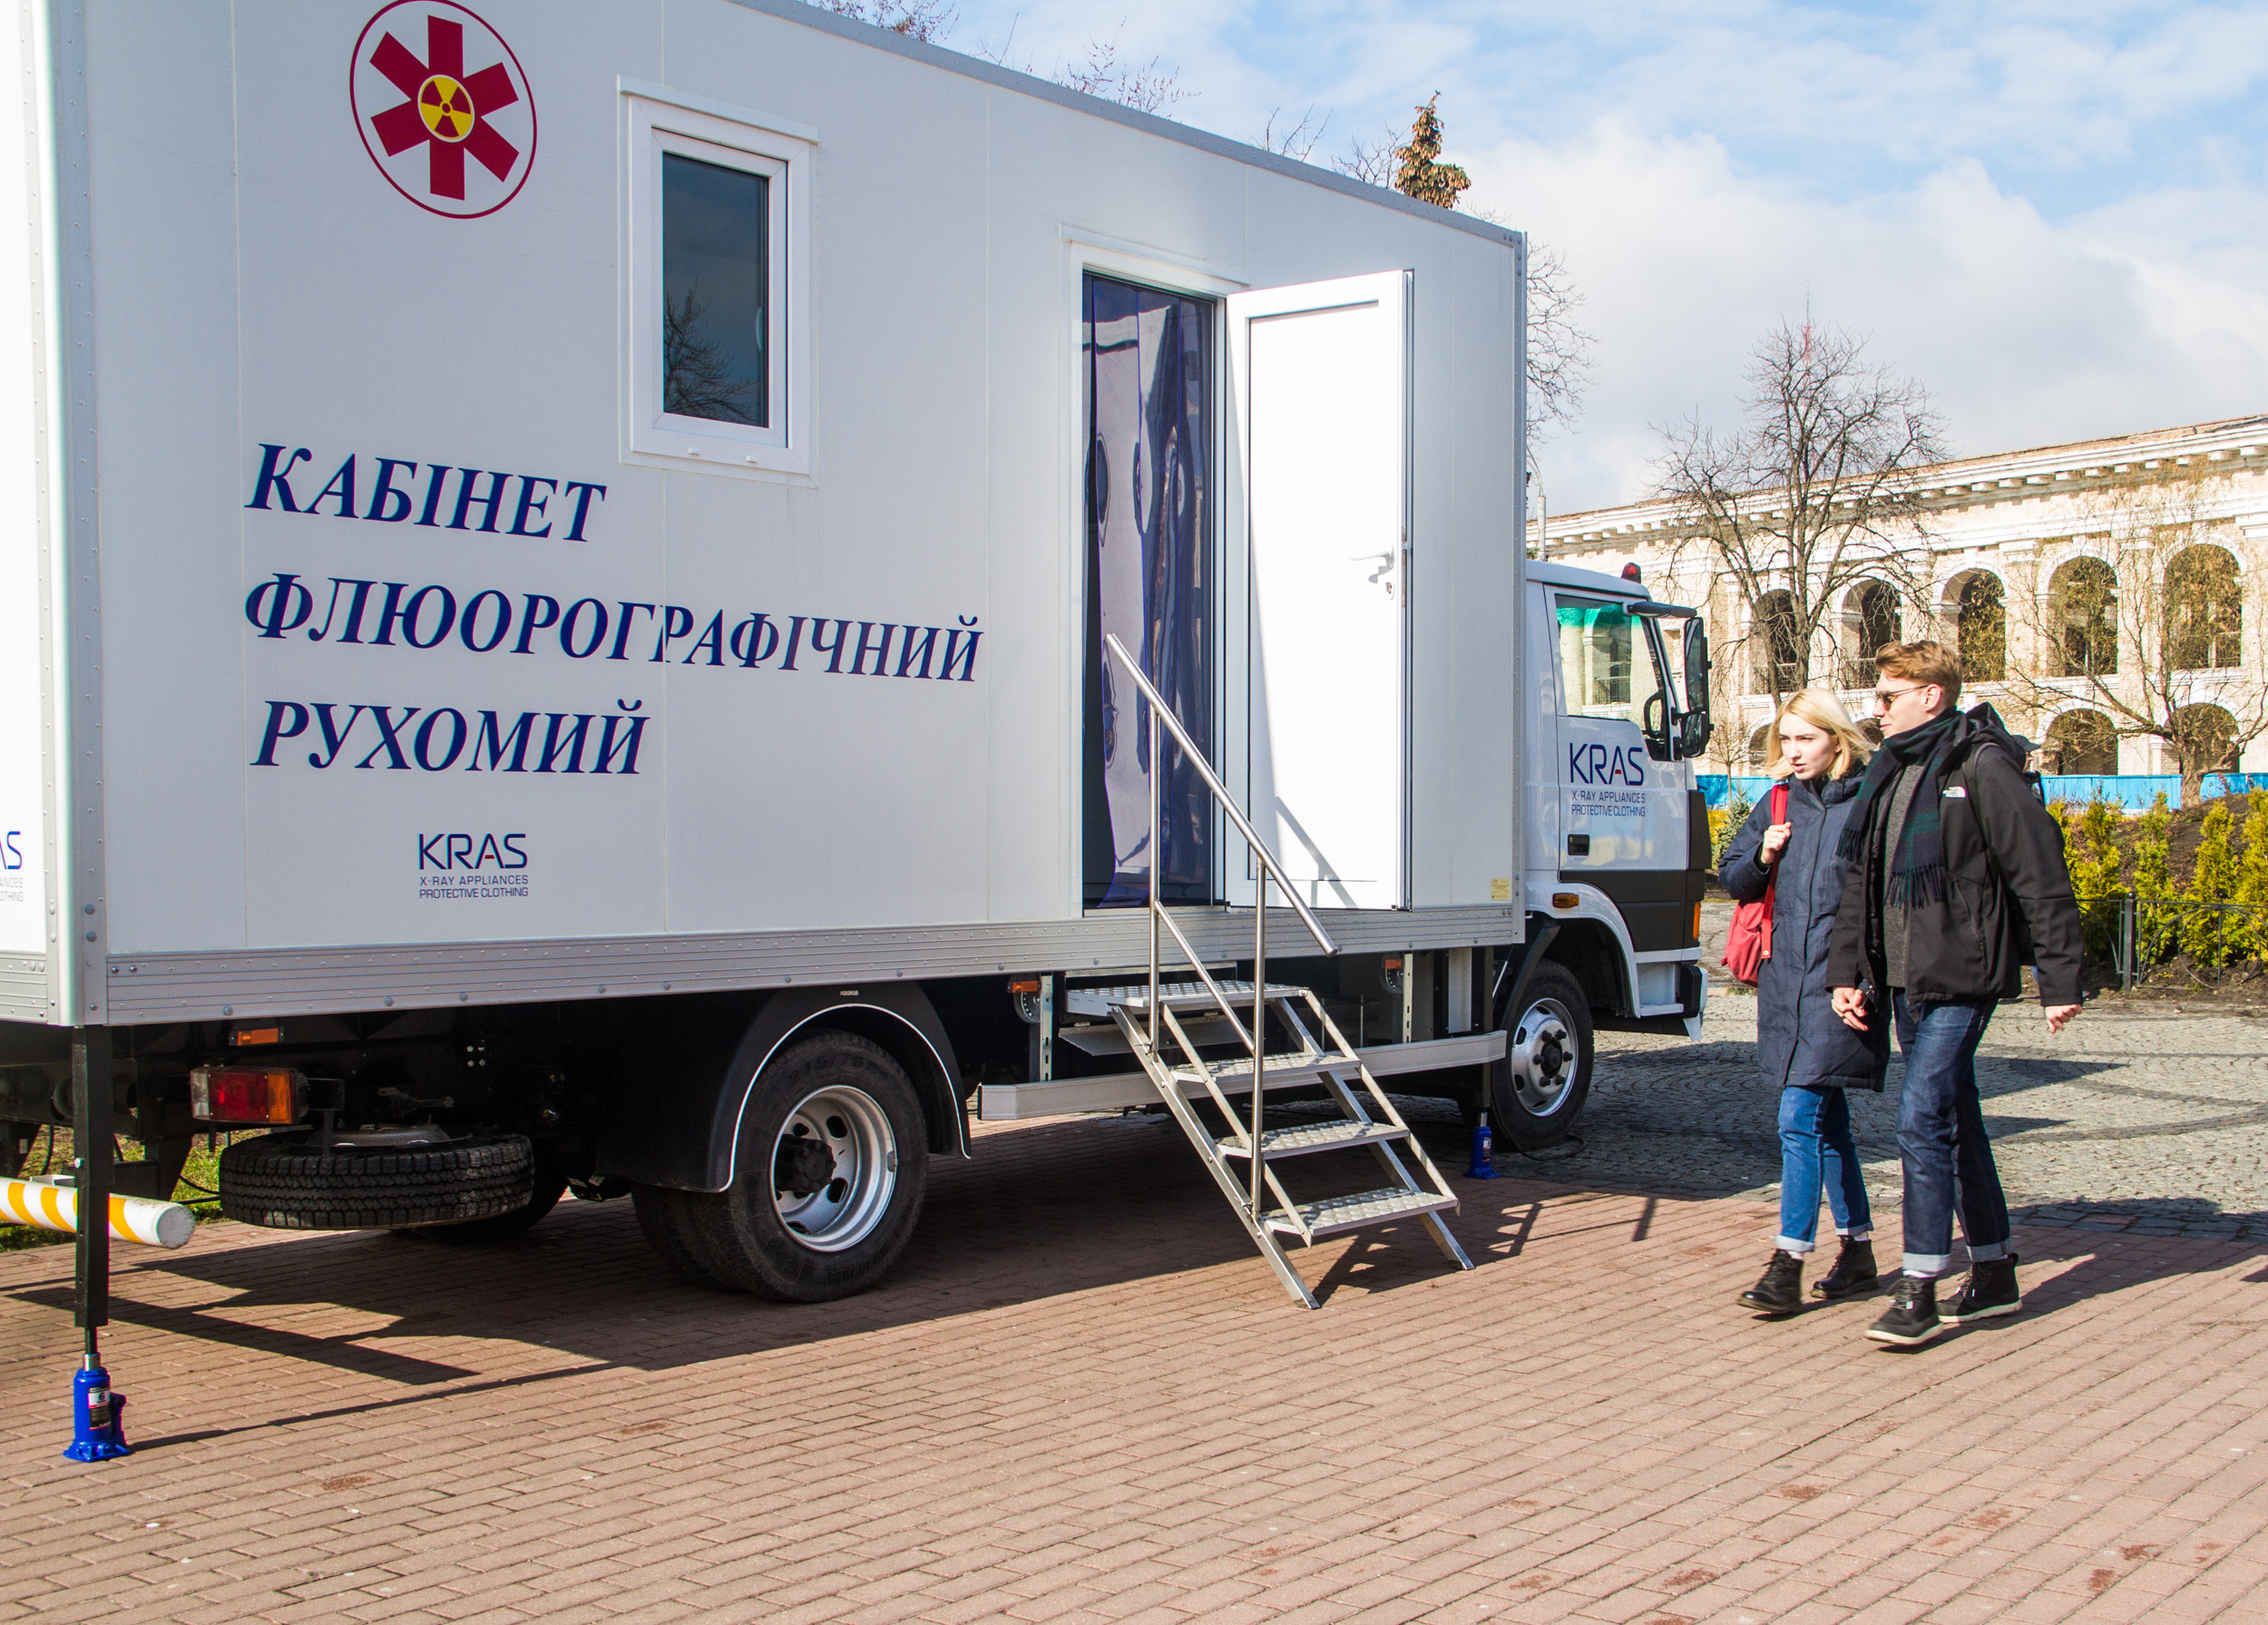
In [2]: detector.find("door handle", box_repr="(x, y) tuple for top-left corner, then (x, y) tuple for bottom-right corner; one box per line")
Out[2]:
(1351, 553), (1395, 596)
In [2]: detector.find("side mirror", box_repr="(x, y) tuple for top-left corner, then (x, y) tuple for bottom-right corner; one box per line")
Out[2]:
(1677, 622), (1714, 759)
(1642, 690), (1672, 760)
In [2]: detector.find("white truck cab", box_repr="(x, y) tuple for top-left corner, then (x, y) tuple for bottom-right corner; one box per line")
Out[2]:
(1489, 560), (1715, 1150)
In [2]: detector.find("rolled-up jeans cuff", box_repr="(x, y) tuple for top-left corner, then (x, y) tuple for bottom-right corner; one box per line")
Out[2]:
(1966, 1240), (2009, 1262)
(1839, 1227), (1873, 1242)
(1903, 1252), (1952, 1279)
(1776, 1236), (1818, 1255)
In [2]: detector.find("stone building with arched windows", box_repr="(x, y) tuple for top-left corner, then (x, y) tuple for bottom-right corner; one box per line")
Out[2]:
(1538, 414), (2268, 783)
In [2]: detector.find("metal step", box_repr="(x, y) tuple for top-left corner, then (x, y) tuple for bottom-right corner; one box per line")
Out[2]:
(977, 1031), (1505, 1120)
(1068, 980), (1308, 1018)
(1168, 1049), (1354, 1091)
(1217, 1120), (1410, 1161)
(1056, 1016), (1246, 1057)
(1266, 1186), (1459, 1240)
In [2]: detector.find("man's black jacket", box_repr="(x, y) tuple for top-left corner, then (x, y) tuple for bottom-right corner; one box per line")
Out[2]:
(1825, 708), (2085, 1006)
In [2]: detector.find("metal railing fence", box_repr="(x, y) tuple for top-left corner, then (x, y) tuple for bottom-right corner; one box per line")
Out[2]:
(2075, 892), (2268, 992)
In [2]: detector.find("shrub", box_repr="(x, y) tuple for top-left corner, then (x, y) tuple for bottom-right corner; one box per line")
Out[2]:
(2231, 788), (2268, 963)
(1712, 784), (1753, 871)
(2058, 794), (2126, 963)
(2184, 804), (2239, 967)
(2133, 792), (2179, 966)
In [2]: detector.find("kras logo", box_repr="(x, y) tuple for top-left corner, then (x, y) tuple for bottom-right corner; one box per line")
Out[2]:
(351, 2), (535, 219)
(1569, 741), (1648, 787)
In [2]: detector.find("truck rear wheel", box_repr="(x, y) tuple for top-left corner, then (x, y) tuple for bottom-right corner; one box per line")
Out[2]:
(676, 1031), (929, 1302)
(1491, 963), (1593, 1151)
(219, 1131), (534, 1230)
(632, 1184), (735, 1288)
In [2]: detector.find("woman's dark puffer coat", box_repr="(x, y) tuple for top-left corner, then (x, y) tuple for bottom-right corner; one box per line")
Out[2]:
(1721, 773), (1891, 1091)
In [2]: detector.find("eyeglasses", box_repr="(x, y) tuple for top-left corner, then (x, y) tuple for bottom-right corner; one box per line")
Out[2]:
(1872, 684), (1926, 705)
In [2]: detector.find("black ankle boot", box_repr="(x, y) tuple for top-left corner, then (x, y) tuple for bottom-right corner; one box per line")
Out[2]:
(1866, 1275), (1943, 1346)
(1942, 1255), (2021, 1325)
(1738, 1249), (1804, 1316)
(1812, 1238), (1879, 1300)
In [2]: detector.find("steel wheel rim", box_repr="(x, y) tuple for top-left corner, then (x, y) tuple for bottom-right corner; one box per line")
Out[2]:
(771, 1084), (899, 1252)
(1508, 996), (1578, 1118)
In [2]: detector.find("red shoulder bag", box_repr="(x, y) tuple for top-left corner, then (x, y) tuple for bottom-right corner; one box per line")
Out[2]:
(1721, 780), (1789, 986)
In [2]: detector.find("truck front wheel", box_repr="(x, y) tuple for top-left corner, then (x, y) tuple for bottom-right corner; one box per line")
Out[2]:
(670, 1031), (929, 1302)
(1491, 963), (1593, 1151)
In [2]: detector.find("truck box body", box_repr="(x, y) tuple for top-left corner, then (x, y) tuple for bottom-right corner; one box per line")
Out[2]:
(2, 0), (1526, 1029)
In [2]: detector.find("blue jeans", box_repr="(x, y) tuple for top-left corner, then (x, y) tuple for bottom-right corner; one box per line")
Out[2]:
(1892, 993), (2010, 1277)
(1777, 1085), (1872, 1253)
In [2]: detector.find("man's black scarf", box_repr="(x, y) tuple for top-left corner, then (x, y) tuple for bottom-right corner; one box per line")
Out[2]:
(1837, 708), (1969, 906)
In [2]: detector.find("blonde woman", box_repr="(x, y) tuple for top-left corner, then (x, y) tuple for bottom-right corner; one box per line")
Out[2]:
(1720, 690), (1890, 1315)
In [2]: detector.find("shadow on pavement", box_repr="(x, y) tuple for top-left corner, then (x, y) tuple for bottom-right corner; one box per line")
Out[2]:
(9, 1111), (1544, 1415)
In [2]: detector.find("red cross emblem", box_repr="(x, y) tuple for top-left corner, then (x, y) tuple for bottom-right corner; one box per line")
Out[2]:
(351, 3), (536, 219)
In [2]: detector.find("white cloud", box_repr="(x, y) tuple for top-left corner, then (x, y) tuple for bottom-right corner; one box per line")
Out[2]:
(1469, 122), (2268, 511)
(932, 1), (2268, 513)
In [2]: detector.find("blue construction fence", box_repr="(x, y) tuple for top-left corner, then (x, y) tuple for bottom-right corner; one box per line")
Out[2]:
(1696, 772), (2268, 813)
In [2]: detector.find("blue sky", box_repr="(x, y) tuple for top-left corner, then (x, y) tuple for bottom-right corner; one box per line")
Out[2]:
(939, 1), (2268, 511)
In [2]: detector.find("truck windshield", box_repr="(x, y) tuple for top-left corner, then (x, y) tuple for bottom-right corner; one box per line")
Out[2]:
(1554, 595), (1670, 730)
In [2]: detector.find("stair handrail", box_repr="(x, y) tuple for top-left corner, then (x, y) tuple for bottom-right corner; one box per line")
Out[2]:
(1103, 632), (1338, 1220)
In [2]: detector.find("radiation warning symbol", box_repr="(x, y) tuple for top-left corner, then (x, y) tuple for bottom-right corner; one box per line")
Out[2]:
(351, 2), (536, 219)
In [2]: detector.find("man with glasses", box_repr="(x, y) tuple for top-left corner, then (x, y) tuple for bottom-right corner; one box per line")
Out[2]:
(1827, 641), (2085, 1346)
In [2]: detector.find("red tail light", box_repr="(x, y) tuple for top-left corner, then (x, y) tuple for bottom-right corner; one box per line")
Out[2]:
(190, 1066), (308, 1125)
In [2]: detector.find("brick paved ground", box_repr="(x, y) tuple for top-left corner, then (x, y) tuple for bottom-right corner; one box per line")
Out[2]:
(9, 1065), (2268, 1624)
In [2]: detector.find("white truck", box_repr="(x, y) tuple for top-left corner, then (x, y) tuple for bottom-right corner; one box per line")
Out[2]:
(0, 0), (1713, 1308)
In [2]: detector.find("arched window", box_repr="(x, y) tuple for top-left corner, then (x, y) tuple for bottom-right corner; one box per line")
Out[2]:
(2166, 543), (2243, 670)
(2044, 710), (2117, 776)
(1746, 722), (1774, 768)
(2173, 703), (2240, 775)
(1751, 590), (1801, 695)
(1952, 571), (2006, 682)
(1840, 582), (1901, 687)
(2047, 557), (2117, 677)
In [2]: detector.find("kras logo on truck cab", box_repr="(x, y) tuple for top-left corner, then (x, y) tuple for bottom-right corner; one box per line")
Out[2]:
(352, 2), (535, 220)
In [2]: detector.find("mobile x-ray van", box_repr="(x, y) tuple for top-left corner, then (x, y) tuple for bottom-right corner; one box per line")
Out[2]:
(0, 0), (1713, 1308)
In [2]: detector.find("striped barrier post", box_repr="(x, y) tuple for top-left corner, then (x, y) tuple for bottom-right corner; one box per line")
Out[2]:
(0, 1176), (197, 1250)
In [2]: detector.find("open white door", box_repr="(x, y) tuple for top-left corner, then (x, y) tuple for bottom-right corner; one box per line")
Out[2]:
(1229, 270), (1412, 910)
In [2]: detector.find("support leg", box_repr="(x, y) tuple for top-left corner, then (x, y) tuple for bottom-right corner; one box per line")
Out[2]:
(64, 1027), (128, 1462)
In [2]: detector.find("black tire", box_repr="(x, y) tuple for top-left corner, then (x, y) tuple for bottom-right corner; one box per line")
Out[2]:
(676, 1030), (929, 1302)
(1491, 962), (1594, 1151)
(419, 1169), (568, 1243)
(631, 1184), (735, 1290)
(219, 1131), (533, 1230)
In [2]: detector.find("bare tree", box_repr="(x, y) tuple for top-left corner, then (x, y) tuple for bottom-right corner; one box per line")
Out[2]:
(815, 0), (955, 42)
(1256, 106), (1328, 162)
(968, 16), (1188, 115)
(1524, 241), (1593, 443)
(1999, 470), (2268, 803)
(1654, 320), (1947, 722)
(1052, 34), (1190, 115)
(1334, 123), (1402, 188)
(663, 287), (759, 426)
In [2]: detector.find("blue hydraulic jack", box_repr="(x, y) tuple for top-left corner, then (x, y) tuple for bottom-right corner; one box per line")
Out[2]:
(64, 1025), (131, 1463)
(65, 1351), (130, 1462)
(1466, 1107), (1497, 1180)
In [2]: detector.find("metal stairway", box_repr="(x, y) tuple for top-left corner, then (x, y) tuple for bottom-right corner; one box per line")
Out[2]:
(1100, 633), (1473, 1309)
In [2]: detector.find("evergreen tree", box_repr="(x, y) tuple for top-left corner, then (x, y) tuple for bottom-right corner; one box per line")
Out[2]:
(2058, 795), (2125, 962)
(1393, 94), (1471, 209)
(2133, 792), (2178, 967)
(2184, 803), (2238, 967)
(2232, 788), (2268, 962)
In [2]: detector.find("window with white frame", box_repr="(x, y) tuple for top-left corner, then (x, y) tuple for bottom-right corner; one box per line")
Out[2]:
(623, 90), (810, 477)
